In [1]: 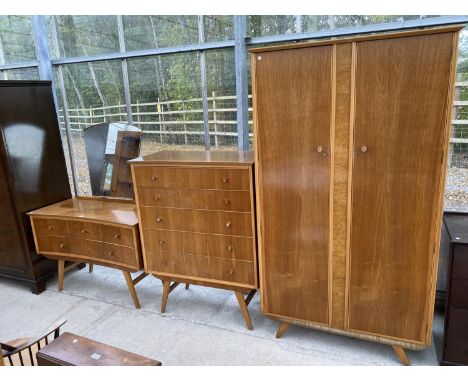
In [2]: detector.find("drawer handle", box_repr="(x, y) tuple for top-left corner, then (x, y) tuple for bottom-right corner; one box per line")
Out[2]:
(224, 199), (230, 205)
(151, 176), (158, 181)
(227, 246), (233, 251)
(47, 226), (54, 231)
(156, 217), (163, 222)
(81, 229), (87, 234)
(154, 196), (160, 201)
(113, 234), (120, 239)
(59, 243), (65, 249)
(229, 269), (234, 275)
(222, 177), (229, 183)
(159, 240), (165, 245)
(360, 145), (368, 153)
(108, 251), (114, 256)
(225, 222), (232, 228)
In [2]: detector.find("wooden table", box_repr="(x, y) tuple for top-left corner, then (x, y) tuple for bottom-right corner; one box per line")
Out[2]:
(36, 332), (161, 366)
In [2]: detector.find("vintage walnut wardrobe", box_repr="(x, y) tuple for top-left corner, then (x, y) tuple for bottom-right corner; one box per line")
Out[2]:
(250, 26), (461, 364)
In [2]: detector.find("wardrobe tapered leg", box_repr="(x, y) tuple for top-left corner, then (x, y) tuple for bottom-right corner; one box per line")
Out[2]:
(161, 280), (171, 313)
(234, 291), (253, 330)
(392, 345), (411, 366)
(275, 322), (290, 338)
(57, 260), (65, 292)
(123, 271), (141, 309)
(89, 264), (94, 273)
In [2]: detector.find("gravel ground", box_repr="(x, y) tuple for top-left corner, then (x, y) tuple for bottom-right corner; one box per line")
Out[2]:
(62, 133), (468, 211)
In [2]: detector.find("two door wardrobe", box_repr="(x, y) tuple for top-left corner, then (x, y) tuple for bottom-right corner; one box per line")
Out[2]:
(250, 25), (461, 365)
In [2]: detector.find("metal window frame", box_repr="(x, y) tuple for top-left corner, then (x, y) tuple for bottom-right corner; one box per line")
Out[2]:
(1, 15), (467, 196)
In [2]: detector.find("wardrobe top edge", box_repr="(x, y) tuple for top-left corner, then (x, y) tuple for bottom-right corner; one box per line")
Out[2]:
(248, 24), (463, 54)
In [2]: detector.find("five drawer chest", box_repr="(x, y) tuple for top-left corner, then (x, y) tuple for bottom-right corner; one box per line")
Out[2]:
(130, 150), (258, 329)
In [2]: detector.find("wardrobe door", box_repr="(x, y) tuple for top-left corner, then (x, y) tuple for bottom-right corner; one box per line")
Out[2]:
(348, 33), (455, 342)
(254, 46), (332, 324)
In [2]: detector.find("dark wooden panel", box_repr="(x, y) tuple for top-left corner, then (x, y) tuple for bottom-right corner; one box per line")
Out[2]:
(450, 277), (468, 309)
(453, 245), (468, 278)
(446, 306), (468, 337)
(254, 45), (332, 324)
(348, 33), (454, 342)
(443, 334), (468, 365)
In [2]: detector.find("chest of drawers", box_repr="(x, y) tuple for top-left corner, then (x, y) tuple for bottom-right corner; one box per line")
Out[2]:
(441, 212), (468, 365)
(130, 150), (258, 329)
(28, 197), (147, 309)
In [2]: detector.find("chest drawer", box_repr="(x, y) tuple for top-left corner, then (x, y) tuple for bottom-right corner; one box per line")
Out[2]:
(453, 246), (468, 278)
(86, 240), (137, 268)
(143, 230), (254, 262)
(133, 166), (250, 190)
(150, 251), (255, 286)
(101, 225), (135, 248)
(67, 220), (102, 241)
(136, 188), (251, 212)
(33, 218), (68, 236)
(36, 235), (88, 257)
(450, 277), (468, 309)
(140, 207), (252, 237)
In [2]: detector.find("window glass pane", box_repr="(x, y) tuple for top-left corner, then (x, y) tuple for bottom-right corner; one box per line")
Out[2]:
(206, 48), (237, 149)
(123, 16), (199, 51)
(56, 61), (126, 195)
(247, 16), (298, 37)
(51, 16), (119, 58)
(1, 67), (39, 80)
(204, 16), (234, 42)
(302, 15), (440, 32)
(127, 52), (203, 153)
(0, 16), (36, 64)
(447, 26), (468, 211)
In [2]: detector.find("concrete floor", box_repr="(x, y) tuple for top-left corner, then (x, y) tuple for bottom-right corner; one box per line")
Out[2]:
(0, 266), (444, 365)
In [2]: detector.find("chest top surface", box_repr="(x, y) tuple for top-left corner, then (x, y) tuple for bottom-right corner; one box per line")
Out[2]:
(129, 150), (254, 166)
(444, 212), (468, 245)
(27, 197), (138, 226)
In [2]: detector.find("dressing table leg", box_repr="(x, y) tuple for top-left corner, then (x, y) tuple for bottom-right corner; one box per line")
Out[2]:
(57, 260), (65, 292)
(123, 271), (141, 309)
(275, 322), (290, 339)
(89, 264), (94, 273)
(392, 345), (411, 366)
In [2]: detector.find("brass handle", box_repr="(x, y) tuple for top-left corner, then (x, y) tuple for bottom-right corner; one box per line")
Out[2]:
(229, 269), (234, 275)
(222, 177), (228, 183)
(360, 145), (368, 153)
(113, 234), (120, 239)
(151, 176), (158, 181)
(59, 243), (65, 249)
(316, 146), (323, 153)
(227, 246), (233, 251)
(154, 196), (160, 201)
(225, 222), (232, 228)
(81, 229), (87, 234)
(156, 217), (162, 222)
(159, 240), (165, 245)
(108, 251), (113, 256)
(224, 199), (230, 205)
(47, 226), (53, 231)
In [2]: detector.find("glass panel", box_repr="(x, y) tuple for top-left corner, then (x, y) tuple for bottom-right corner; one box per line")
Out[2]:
(204, 16), (234, 42)
(446, 26), (468, 211)
(56, 61), (126, 195)
(123, 16), (199, 51)
(83, 123), (141, 198)
(302, 15), (440, 32)
(247, 16), (298, 37)
(51, 16), (119, 58)
(0, 67), (39, 80)
(206, 48), (237, 149)
(0, 16), (36, 64)
(127, 52), (203, 154)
